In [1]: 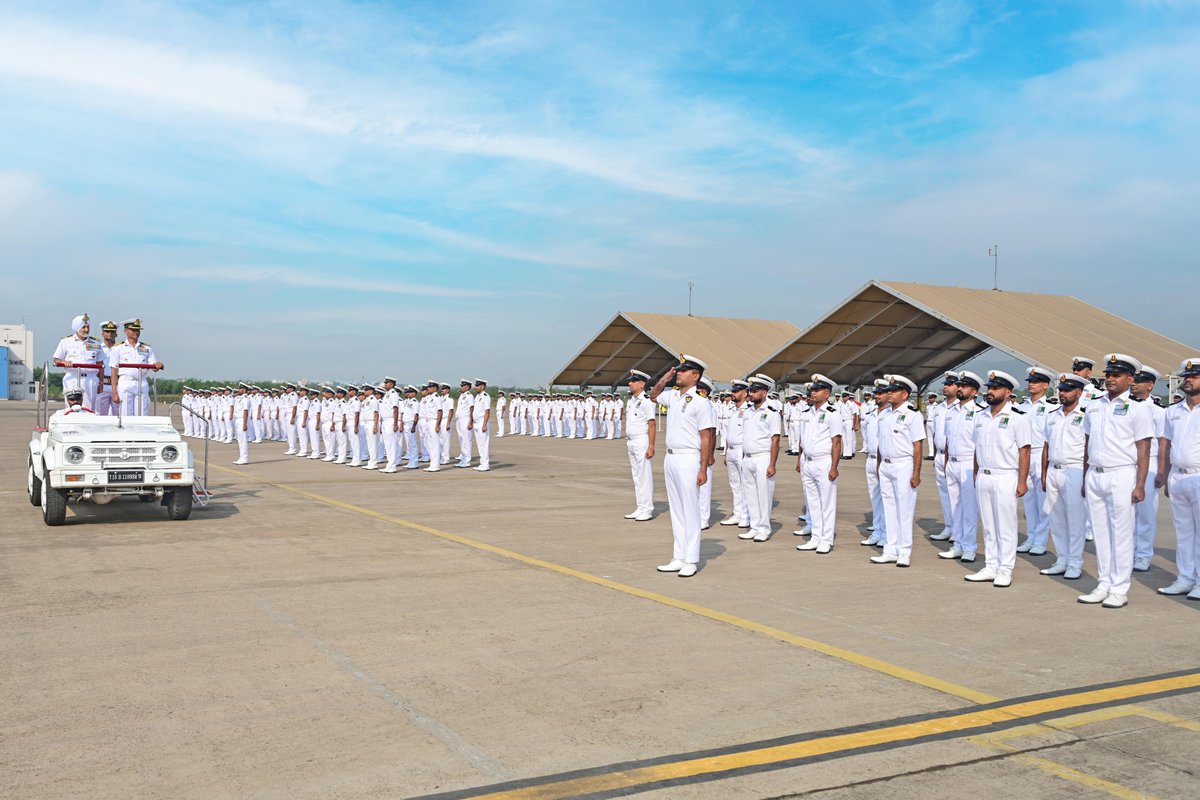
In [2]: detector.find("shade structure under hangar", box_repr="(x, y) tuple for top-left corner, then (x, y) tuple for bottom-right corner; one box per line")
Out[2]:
(749, 280), (1197, 390)
(550, 312), (799, 387)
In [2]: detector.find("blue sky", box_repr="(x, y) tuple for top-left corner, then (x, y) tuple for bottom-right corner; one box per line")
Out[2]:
(1, 0), (1197, 385)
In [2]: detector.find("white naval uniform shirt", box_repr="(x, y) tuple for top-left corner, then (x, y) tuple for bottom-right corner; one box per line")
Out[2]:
(972, 402), (1032, 471)
(362, 396), (380, 431)
(400, 397), (419, 428)
(496, 396), (507, 416)
(724, 402), (750, 449)
(297, 396), (311, 425)
(234, 395), (249, 427)
(471, 392), (491, 424)
(660, 387), (716, 451)
(877, 404), (926, 460)
(800, 402), (845, 457)
(625, 393), (656, 437)
(420, 394), (441, 426)
(1045, 404), (1087, 465)
(441, 394), (455, 427)
(741, 401), (781, 455)
(1083, 390), (1153, 468)
(1164, 400), (1200, 469)
(109, 340), (158, 382)
(929, 400), (949, 454)
(1016, 396), (1055, 453)
(1133, 397), (1165, 463)
(53, 335), (104, 389)
(944, 400), (983, 460)
(380, 390), (399, 431)
(346, 397), (362, 431)
(456, 393), (474, 425)
(862, 405), (884, 454)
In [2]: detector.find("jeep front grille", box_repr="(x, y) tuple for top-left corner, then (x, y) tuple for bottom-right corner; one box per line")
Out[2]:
(90, 446), (158, 464)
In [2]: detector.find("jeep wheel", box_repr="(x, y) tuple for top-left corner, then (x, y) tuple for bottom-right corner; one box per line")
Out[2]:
(41, 473), (67, 526)
(28, 457), (42, 507)
(165, 489), (193, 520)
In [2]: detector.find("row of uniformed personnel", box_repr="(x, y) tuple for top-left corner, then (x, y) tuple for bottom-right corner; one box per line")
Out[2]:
(182, 379), (494, 472)
(619, 353), (1200, 609)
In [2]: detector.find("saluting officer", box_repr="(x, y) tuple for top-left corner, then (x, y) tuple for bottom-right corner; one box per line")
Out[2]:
(1078, 354), (1155, 609)
(1041, 373), (1089, 580)
(796, 373), (843, 554)
(964, 371), (1031, 588)
(870, 375), (924, 568)
(1156, 358), (1200, 599)
(623, 370), (658, 522)
(650, 355), (716, 578)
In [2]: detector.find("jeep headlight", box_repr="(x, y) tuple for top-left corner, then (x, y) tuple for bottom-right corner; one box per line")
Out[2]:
(65, 446), (85, 464)
(161, 445), (179, 463)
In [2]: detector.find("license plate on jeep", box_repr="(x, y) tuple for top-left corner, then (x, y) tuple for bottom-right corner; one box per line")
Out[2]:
(107, 470), (145, 483)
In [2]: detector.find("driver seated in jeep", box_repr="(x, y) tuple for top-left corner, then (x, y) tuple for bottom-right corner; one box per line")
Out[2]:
(58, 388), (95, 417)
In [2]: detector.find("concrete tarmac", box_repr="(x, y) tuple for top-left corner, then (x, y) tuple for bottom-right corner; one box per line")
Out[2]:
(3, 401), (1199, 799)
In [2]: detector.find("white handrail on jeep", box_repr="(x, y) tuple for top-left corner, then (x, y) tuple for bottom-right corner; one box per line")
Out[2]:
(169, 401), (213, 508)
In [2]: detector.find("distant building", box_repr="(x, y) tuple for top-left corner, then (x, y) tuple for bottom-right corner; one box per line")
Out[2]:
(0, 324), (35, 400)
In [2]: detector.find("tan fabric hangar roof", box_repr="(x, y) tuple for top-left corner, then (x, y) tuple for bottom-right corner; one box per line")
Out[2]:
(551, 312), (799, 386)
(751, 280), (1197, 388)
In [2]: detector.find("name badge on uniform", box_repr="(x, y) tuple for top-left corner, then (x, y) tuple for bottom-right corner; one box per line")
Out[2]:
(1037, 406), (1046, 415)
(999, 416), (1010, 429)
(1072, 415), (1084, 426)
(1114, 403), (1129, 417)
(819, 412), (826, 422)
(760, 412), (768, 420)
(898, 413), (907, 422)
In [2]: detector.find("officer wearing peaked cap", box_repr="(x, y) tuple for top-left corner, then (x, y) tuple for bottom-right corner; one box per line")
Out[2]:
(722, 379), (752, 530)
(1015, 367), (1056, 556)
(1130, 364), (1166, 572)
(1040, 373), (1089, 579)
(1157, 358), (1200, 598)
(109, 318), (163, 416)
(95, 320), (119, 416)
(469, 379), (492, 471)
(1078, 354), (1154, 608)
(939, 371), (985, 563)
(623, 369), (658, 522)
(650, 355), (717, 577)
(737, 373), (780, 543)
(963, 371), (1031, 588)
(1071, 356), (1105, 405)
(860, 378), (891, 547)
(796, 373), (843, 554)
(870, 374), (925, 567)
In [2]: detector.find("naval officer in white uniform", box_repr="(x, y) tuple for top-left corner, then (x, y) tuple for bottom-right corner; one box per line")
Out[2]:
(795, 373), (843, 554)
(623, 370), (658, 522)
(1078, 354), (1154, 609)
(1157, 358), (1200, 599)
(52, 314), (103, 410)
(870, 375), (925, 568)
(108, 319), (163, 416)
(650, 356), (716, 578)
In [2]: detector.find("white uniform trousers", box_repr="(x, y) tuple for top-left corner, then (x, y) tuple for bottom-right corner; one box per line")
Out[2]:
(724, 446), (748, 525)
(115, 378), (150, 416)
(1133, 470), (1160, 561)
(627, 435), (654, 516)
(473, 426), (491, 469)
(842, 428), (856, 458)
(307, 422), (321, 455)
(878, 457), (917, 557)
(741, 451), (773, 538)
(1021, 447), (1050, 547)
(285, 419), (298, 452)
(605, 419), (614, 440)
(786, 426), (798, 454)
(946, 457), (979, 554)
(456, 421), (474, 465)
(382, 427), (399, 468)
(664, 451), (703, 564)
(235, 420), (249, 462)
(1167, 471), (1200, 584)
(422, 422), (443, 467)
(801, 454), (837, 545)
(615, 418), (622, 438)
(1085, 465), (1137, 596)
(321, 425), (335, 457)
(334, 428), (349, 462)
(348, 427), (362, 464)
(865, 454), (885, 539)
(439, 424), (452, 463)
(933, 452), (954, 535)
(403, 429), (420, 467)
(364, 430), (380, 466)
(1044, 464), (1086, 569)
(95, 388), (114, 416)
(496, 416), (505, 437)
(977, 469), (1018, 573)
(566, 417), (575, 438)
(698, 464), (713, 528)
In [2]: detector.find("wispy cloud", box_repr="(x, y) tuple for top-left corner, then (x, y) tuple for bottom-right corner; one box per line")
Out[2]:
(168, 266), (490, 298)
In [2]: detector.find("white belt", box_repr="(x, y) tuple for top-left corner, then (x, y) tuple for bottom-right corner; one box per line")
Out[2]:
(979, 468), (1017, 475)
(866, 453), (877, 460)
(1091, 465), (1134, 473)
(1172, 467), (1200, 475)
(667, 448), (699, 454)
(804, 454), (832, 461)
(1051, 462), (1083, 469)
(744, 450), (771, 457)
(948, 455), (973, 462)
(881, 456), (912, 463)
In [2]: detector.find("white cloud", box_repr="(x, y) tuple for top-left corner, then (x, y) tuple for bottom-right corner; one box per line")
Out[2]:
(168, 265), (490, 298)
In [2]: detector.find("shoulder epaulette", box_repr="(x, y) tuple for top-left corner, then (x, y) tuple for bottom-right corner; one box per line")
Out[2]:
(907, 403), (917, 411)
(1012, 407), (1026, 414)
(1047, 397), (1059, 405)
(1154, 396), (1164, 407)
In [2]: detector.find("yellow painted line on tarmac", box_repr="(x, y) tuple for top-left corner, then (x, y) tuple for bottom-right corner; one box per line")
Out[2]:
(205, 461), (996, 704)
(409, 671), (1200, 800)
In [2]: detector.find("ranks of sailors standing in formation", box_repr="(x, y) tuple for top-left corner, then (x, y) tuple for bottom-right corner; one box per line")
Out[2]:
(612, 353), (1200, 610)
(501, 391), (626, 440)
(181, 379), (495, 474)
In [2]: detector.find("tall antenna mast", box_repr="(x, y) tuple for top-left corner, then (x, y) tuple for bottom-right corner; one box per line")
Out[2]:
(688, 282), (695, 316)
(988, 245), (999, 290)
